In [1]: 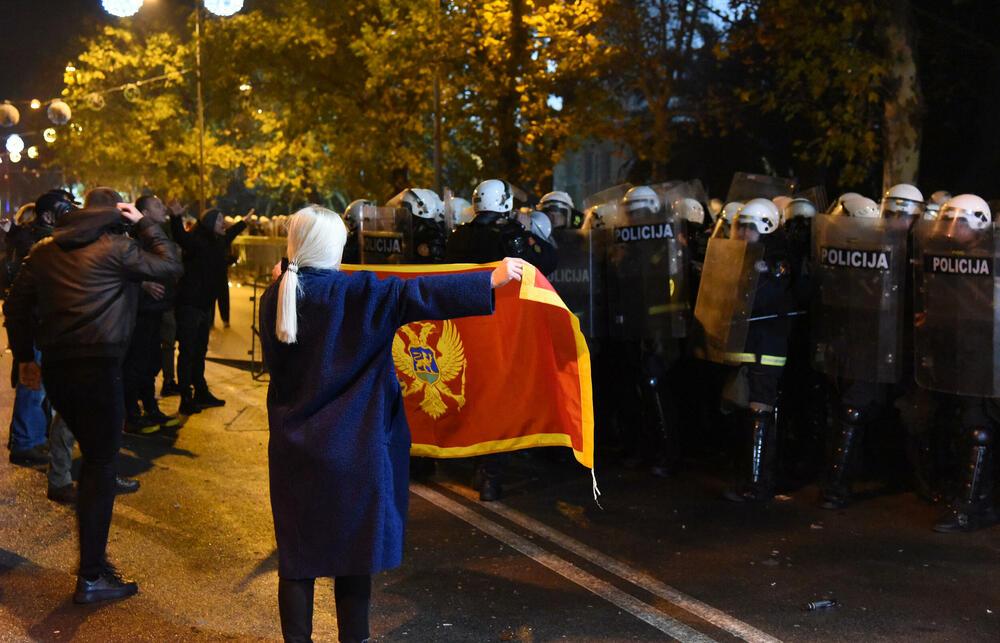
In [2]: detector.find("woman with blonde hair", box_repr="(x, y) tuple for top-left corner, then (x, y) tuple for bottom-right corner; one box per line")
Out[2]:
(260, 205), (523, 642)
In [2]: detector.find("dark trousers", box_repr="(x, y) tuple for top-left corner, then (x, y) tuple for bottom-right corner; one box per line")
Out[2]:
(42, 358), (124, 578)
(161, 309), (177, 384)
(123, 312), (163, 417)
(176, 304), (212, 394)
(278, 575), (371, 643)
(217, 280), (230, 325)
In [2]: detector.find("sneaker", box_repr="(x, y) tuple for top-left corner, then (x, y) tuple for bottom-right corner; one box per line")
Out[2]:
(160, 380), (182, 397)
(114, 476), (140, 495)
(193, 390), (225, 408)
(145, 409), (181, 429)
(9, 444), (49, 466)
(124, 416), (161, 436)
(47, 483), (77, 505)
(73, 566), (138, 605)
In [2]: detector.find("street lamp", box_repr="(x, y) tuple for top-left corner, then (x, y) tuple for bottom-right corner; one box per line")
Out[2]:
(101, 0), (243, 214)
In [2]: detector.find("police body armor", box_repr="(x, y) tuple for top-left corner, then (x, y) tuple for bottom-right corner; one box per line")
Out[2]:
(444, 211), (531, 265)
(913, 220), (1000, 397)
(811, 214), (909, 383)
(606, 204), (690, 344)
(359, 205), (412, 264)
(693, 236), (764, 365)
(547, 227), (611, 338)
(412, 218), (448, 264)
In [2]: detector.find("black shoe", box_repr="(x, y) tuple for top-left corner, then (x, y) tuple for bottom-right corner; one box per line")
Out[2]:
(410, 457), (436, 481)
(145, 409), (181, 429)
(9, 444), (49, 466)
(115, 476), (140, 495)
(933, 506), (998, 533)
(160, 380), (182, 397)
(124, 416), (161, 436)
(194, 389), (225, 408)
(179, 396), (202, 415)
(47, 483), (77, 505)
(479, 477), (503, 502)
(73, 568), (138, 605)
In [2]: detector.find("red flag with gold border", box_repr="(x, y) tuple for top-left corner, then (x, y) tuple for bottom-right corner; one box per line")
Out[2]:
(342, 262), (594, 469)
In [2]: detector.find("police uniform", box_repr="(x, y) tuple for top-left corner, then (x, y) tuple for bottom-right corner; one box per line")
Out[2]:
(724, 229), (796, 502)
(412, 218), (448, 264)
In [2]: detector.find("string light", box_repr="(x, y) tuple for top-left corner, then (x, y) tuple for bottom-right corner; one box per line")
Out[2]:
(30, 99), (41, 110)
(5, 134), (24, 155)
(9, 151), (21, 164)
(26, 146), (39, 160)
(43, 128), (57, 143)
(204, 0), (244, 17)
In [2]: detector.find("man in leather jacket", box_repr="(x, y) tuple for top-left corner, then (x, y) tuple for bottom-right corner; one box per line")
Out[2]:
(3, 187), (182, 605)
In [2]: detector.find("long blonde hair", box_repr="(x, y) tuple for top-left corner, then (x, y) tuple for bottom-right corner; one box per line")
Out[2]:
(275, 205), (348, 344)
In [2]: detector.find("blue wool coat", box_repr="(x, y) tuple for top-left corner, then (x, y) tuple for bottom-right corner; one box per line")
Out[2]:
(259, 268), (494, 578)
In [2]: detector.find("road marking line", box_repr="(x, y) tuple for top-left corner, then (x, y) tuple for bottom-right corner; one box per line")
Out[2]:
(435, 483), (782, 643)
(411, 483), (718, 643)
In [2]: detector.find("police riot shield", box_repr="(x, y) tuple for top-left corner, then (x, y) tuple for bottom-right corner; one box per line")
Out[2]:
(913, 220), (1000, 397)
(726, 172), (797, 203)
(606, 203), (690, 342)
(547, 228), (611, 338)
(810, 214), (909, 383)
(582, 184), (631, 229)
(693, 237), (764, 365)
(359, 205), (412, 264)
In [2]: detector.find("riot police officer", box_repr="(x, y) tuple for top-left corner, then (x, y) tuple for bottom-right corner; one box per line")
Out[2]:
(445, 179), (536, 501)
(721, 198), (796, 503)
(389, 188), (449, 264)
(342, 199), (370, 264)
(912, 195), (997, 532)
(539, 191), (585, 230)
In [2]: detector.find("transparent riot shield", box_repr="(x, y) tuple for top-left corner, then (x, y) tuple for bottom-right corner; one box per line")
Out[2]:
(547, 228), (610, 338)
(692, 237), (764, 364)
(726, 172), (797, 203)
(606, 204), (690, 342)
(810, 214), (908, 383)
(359, 204), (411, 264)
(796, 185), (829, 212)
(913, 220), (1000, 397)
(582, 184), (631, 229)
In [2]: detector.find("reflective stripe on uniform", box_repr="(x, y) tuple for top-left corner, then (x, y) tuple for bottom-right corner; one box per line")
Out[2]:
(724, 352), (756, 363)
(760, 355), (787, 367)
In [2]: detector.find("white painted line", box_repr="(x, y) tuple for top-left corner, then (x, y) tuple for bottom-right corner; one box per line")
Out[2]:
(412, 484), (717, 642)
(469, 490), (782, 643)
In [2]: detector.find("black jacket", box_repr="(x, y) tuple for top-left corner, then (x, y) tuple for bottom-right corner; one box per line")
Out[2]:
(171, 214), (246, 310)
(445, 211), (558, 273)
(3, 208), (183, 364)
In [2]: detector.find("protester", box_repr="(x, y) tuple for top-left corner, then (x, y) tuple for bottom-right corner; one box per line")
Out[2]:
(170, 206), (247, 415)
(121, 195), (182, 434)
(4, 187), (182, 604)
(259, 205), (523, 642)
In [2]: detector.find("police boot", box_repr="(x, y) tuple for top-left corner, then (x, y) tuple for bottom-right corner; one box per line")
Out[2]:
(724, 408), (777, 503)
(934, 427), (997, 533)
(819, 407), (864, 510)
(643, 374), (678, 478)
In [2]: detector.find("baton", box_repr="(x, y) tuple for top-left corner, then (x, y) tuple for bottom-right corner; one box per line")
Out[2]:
(747, 311), (808, 322)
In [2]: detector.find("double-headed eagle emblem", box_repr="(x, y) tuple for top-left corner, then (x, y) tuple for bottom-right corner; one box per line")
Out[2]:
(392, 321), (467, 419)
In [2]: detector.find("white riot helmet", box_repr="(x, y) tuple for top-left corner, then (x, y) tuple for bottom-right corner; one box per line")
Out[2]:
(843, 195), (881, 219)
(924, 190), (951, 220)
(940, 194), (992, 230)
(621, 185), (661, 215)
(344, 199), (373, 232)
(881, 183), (924, 218)
(784, 198), (817, 221)
(721, 201), (743, 224)
(393, 188), (445, 221)
(472, 179), (513, 214)
(447, 196), (474, 226)
(737, 198), (781, 234)
(530, 211), (553, 241)
(674, 197), (705, 225)
(829, 192), (862, 216)
(539, 190), (574, 227)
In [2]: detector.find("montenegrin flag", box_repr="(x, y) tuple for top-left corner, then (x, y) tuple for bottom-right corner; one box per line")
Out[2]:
(342, 262), (595, 469)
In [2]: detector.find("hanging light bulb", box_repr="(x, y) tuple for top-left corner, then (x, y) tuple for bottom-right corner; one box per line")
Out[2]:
(43, 128), (57, 143)
(101, 0), (143, 18)
(27, 146), (39, 160)
(204, 0), (244, 17)
(5, 134), (25, 155)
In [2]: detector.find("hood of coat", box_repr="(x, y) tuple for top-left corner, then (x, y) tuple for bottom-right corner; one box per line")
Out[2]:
(51, 207), (128, 250)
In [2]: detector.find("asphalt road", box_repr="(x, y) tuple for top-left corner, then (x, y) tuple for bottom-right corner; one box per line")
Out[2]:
(0, 293), (997, 642)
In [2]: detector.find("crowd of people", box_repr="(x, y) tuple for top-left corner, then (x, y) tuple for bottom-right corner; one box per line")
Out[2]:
(1, 174), (998, 641)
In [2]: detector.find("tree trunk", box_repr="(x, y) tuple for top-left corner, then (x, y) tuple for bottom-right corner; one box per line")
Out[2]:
(882, 0), (923, 192)
(497, 0), (526, 184)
